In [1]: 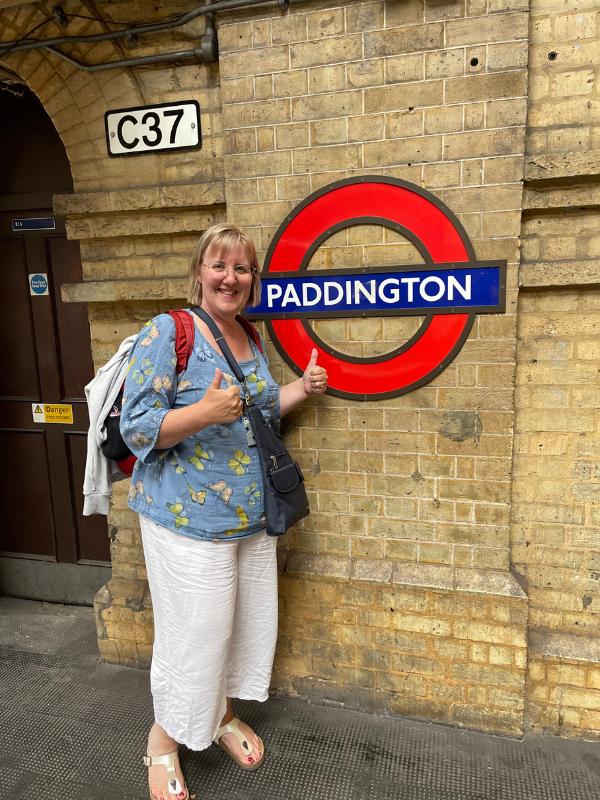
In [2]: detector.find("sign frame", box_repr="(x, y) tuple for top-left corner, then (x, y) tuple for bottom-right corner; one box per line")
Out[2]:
(31, 403), (74, 424)
(12, 217), (55, 232)
(29, 273), (49, 296)
(246, 261), (505, 320)
(104, 100), (201, 158)
(257, 176), (507, 401)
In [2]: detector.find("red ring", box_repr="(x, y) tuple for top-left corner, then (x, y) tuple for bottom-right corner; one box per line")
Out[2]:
(266, 181), (471, 397)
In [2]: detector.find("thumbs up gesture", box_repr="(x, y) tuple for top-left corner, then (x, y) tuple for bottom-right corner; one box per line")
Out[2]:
(302, 348), (328, 395)
(200, 367), (243, 424)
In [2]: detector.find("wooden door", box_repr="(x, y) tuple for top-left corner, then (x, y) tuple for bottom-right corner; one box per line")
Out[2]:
(0, 209), (110, 600)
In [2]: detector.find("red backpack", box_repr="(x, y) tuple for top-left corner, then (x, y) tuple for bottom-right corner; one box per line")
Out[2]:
(102, 310), (261, 476)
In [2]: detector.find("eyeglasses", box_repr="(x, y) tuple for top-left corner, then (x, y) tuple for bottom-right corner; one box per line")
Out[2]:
(203, 261), (256, 277)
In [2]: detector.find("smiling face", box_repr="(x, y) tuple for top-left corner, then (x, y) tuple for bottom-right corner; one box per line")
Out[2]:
(197, 243), (255, 322)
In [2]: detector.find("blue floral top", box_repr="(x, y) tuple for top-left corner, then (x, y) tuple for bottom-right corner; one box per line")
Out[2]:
(120, 311), (279, 540)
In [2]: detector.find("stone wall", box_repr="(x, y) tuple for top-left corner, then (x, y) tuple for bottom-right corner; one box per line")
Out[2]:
(513, 0), (600, 738)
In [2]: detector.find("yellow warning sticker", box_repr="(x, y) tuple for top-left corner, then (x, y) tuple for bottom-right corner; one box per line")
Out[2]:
(31, 403), (74, 424)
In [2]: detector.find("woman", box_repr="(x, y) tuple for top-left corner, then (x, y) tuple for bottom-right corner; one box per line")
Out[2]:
(120, 222), (328, 800)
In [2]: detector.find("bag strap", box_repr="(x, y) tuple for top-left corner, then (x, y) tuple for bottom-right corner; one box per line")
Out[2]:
(167, 309), (195, 374)
(190, 306), (245, 384)
(237, 315), (263, 353)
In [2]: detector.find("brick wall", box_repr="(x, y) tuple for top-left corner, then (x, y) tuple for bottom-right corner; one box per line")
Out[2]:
(215, 0), (530, 733)
(513, 0), (600, 738)
(218, 0), (528, 577)
(4, 0), (600, 738)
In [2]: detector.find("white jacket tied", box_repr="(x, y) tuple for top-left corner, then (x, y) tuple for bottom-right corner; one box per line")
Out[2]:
(83, 334), (137, 516)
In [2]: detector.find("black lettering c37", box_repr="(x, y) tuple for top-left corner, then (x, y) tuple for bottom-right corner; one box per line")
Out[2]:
(116, 115), (139, 150)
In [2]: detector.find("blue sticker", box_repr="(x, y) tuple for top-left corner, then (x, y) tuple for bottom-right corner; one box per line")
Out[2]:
(29, 274), (49, 295)
(12, 217), (55, 231)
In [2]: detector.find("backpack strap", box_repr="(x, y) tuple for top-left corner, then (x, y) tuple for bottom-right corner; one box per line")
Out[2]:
(236, 315), (263, 353)
(167, 309), (195, 374)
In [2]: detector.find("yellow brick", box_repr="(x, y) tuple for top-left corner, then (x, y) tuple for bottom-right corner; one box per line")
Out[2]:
(547, 665), (587, 687)
(424, 105), (463, 134)
(274, 69), (308, 98)
(444, 128), (524, 160)
(275, 122), (310, 149)
(468, 686), (487, 704)
(581, 711), (600, 732)
(465, 103), (484, 130)
(553, 687), (600, 711)
(364, 80), (443, 114)
(560, 708), (582, 728)
(225, 97), (292, 128)
(347, 59), (384, 88)
(386, 109), (424, 138)
(488, 688), (523, 710)
(447, 72), (527, 104)
(308, 63), (346, 93)
(306, 8), (344, 39)
(377, 670), (428, 694)
(586, 668), (600, 690)
(351, 537), (384, 558)
(385, 539), (418, 561)
(365, 24), (444, 58)
(455, 621), (526, 647)
(219, 22), (252, 53)
(346, 2), (385, 33)
(221, 45), (288, 79)
(446, 13), (529, 46)
(489, 646), (513, 666)
(425, 48), (464, 80)
(257, 126), (274, 151)
(393, 614), (452, 637)
(221, 76), (254, 103)
(471, 643), (489, 663)
(225, 150), (291, 178)
(291, 35), (362, 69)
(348, 114), (385, 143)
(292, 90), (362, 121)
(418, 542), (452, 564)
(309, 117), (346, 145)
(487, 98), (527, 128)
(252, 20), (271, 48)
(270, 13), (307, 45)
(364, 135), (442, 167)
(386, 53), (424, 83)
(423, 161), (462, 187)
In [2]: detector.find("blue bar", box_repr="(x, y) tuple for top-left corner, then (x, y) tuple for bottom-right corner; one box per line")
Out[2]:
(12, 217), (56, 232)
(247, 266), (502, 318)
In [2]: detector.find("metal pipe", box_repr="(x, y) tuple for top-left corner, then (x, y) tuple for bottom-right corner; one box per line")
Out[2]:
(0, 0), (287, 56)
(45, 44), (208, 71)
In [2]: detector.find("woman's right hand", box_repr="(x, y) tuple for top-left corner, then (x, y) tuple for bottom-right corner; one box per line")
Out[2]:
(155, 369), (242, 449)
(198, 368), (243, 425)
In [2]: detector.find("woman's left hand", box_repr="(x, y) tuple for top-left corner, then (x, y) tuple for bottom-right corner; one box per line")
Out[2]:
(302, 348), (328, 395)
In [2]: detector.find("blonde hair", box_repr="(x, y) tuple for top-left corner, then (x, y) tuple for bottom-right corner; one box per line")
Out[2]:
(187, 222), (261, 308)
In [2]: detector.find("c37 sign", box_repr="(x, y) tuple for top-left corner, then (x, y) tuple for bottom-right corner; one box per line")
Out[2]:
(246, 177), (506, 400)
(105, 100), (200, 157)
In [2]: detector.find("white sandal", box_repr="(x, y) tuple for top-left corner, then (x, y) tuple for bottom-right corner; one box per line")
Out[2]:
(143, 749), (191, 799)
(213, 716), (265, 771)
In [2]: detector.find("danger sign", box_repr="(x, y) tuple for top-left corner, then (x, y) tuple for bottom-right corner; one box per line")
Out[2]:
(248, 177), (506, 400)
(31, 403), (74, 424)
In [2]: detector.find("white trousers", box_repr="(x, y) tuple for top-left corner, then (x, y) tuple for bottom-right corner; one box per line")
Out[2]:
(139, 515), (279, 751)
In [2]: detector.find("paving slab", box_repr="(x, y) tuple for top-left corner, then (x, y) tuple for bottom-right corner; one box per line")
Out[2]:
(1, 596), (599, 799)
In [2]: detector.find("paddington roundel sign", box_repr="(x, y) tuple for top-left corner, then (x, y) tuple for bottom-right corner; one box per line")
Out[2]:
(246, 177), (506, 400)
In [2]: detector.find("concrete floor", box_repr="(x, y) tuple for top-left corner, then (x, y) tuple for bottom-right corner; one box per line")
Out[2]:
(1, 596), (599, 799)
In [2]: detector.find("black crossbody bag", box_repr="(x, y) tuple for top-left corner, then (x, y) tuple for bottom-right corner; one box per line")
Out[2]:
(192, 307), (309, 537)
